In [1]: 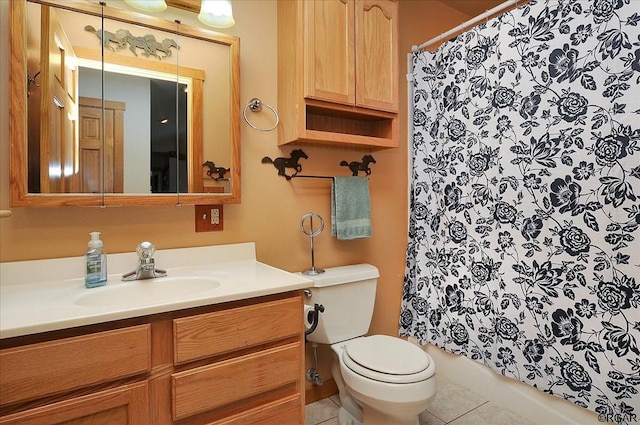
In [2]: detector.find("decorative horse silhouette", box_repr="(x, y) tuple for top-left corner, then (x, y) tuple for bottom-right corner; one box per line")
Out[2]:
(261, 149), (308, 180)
(143, 35), (179, 59)
(115, 30), (155, 58)
(84, 25), (126, 51)
(203, 161), (229, 181)
(340, 155), (376, 176)
(85, 26), (178, 60)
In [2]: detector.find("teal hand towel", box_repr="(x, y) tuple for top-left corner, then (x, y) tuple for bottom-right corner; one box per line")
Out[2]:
(331, 177), (372, 240)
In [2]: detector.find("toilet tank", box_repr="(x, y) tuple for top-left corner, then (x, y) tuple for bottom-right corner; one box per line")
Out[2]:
(302, 264), (379, 344)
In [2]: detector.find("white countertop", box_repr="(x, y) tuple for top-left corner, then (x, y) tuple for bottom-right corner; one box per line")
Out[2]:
(0, 242), (313, 339)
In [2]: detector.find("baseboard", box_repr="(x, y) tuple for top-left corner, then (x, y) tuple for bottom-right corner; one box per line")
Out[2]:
(305, 378), (338, 405)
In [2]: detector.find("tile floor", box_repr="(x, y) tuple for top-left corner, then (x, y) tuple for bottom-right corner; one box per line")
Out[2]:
(305, 375), (537, 425)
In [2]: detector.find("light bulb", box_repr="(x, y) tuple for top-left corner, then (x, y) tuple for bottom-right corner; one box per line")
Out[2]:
(198, 0), (235, 29)
(124, 0), (167, 13)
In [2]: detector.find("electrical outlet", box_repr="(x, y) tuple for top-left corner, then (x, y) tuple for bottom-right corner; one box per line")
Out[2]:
(195, 204), (223, 232)
(211, 207), (220, 224)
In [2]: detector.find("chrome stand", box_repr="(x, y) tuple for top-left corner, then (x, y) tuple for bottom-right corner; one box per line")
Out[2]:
(301, 212), (325, 276)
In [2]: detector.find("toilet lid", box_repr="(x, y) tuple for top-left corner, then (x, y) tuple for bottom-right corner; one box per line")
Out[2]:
(343, 335), (433, 384)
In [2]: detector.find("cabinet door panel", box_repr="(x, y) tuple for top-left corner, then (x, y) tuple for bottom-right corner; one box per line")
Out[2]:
(171, 342), (301, 421)
(205, 394), (301, 425)
(304, 0), (355, 105)
(0, 325), (151, 405)
(356, 0), (398, 111)
(173, 296), (301, 364)
(0, 381), (149, 425)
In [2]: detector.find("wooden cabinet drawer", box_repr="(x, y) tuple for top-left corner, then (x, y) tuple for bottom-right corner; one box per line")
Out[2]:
(206, 394), (301, 425)
(173, 296), (301, 364)
(0, 381), (149, 425)
(171, 342), (301, 421)
(0, 325), (151, 406)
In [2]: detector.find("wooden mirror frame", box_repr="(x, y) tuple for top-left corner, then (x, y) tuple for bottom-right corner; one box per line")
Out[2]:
(9, 0), (241, 207)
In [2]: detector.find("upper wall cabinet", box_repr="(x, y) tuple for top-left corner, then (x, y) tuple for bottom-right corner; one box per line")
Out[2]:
(277, 0), (399, 149)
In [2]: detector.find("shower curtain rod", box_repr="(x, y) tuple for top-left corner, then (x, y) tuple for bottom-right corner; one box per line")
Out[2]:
(411, 0), (519, 52)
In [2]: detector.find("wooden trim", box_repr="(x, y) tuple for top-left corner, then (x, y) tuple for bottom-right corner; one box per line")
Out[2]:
(79, 96), (126, 111)
(190, 78), (203, 193)
(9, 0), (28, 206)
(166, 0), (200, 14)
(305, 378), (338, 405)
(73, 46), (206, 81)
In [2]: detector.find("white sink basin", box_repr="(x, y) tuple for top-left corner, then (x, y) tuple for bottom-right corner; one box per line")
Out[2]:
(75, 276), (221, 307)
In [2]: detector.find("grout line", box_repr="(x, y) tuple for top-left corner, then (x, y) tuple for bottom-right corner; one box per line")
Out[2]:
(328, 396), (341, 407)
(444, 401), (490, 424)
(305, 396), (340, 425)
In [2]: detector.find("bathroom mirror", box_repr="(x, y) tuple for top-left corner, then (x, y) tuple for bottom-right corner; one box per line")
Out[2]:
(9, 0), (240, 206)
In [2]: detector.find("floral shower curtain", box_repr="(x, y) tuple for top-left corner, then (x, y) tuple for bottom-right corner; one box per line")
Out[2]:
(400, 0), (639, 422)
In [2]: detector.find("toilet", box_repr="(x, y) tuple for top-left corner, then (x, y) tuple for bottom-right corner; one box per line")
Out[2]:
(303, 264), (436, 425)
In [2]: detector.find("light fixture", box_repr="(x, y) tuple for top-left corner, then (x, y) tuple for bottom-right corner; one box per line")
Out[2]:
(198, 0), (235, 28)
(124, 0), (167, 13)
(159, 118), (169, 124)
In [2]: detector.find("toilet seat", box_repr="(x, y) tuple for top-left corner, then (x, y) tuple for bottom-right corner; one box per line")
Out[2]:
(342, 335), (434, 384)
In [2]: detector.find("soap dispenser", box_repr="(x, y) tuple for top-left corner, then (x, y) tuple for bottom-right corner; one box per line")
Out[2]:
(85, 231), (107, 288)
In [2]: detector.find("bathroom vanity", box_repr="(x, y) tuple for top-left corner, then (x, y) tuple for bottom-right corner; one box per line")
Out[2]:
(0, 243), (312, 424)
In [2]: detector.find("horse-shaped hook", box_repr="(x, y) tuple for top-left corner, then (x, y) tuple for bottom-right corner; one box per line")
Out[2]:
(340, 155), (376, 176)
(261, 149), (308, 180)
(203, 161), (229, 181)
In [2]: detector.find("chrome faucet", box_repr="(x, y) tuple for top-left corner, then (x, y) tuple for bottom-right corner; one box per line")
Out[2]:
(122, 241), (167, 281)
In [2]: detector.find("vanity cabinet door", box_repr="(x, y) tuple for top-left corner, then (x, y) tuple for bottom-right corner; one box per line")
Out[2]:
(0, 381), (149, 425)
(206, 394), (302, 425)
(173, 296), (302, 365)
(171, 342), (301, 421)
(0, 325), (151, 405)
(170, 293), (305, 424)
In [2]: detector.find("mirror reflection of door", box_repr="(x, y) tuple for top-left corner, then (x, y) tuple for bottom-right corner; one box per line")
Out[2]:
(78, 97), (124, 193)
(35, 5), (78, 193)
(79, 67), (190, 194)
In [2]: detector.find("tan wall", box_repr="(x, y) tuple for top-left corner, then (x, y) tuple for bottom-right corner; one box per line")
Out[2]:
(0, 0), (474, 396)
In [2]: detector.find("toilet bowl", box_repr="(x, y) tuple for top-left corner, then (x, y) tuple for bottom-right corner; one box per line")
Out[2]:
(331, 335), (436, 425)
(301, 264), (437, 425)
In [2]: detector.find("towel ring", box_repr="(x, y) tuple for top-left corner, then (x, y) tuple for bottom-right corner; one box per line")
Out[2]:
(243, 97), (279, 132)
